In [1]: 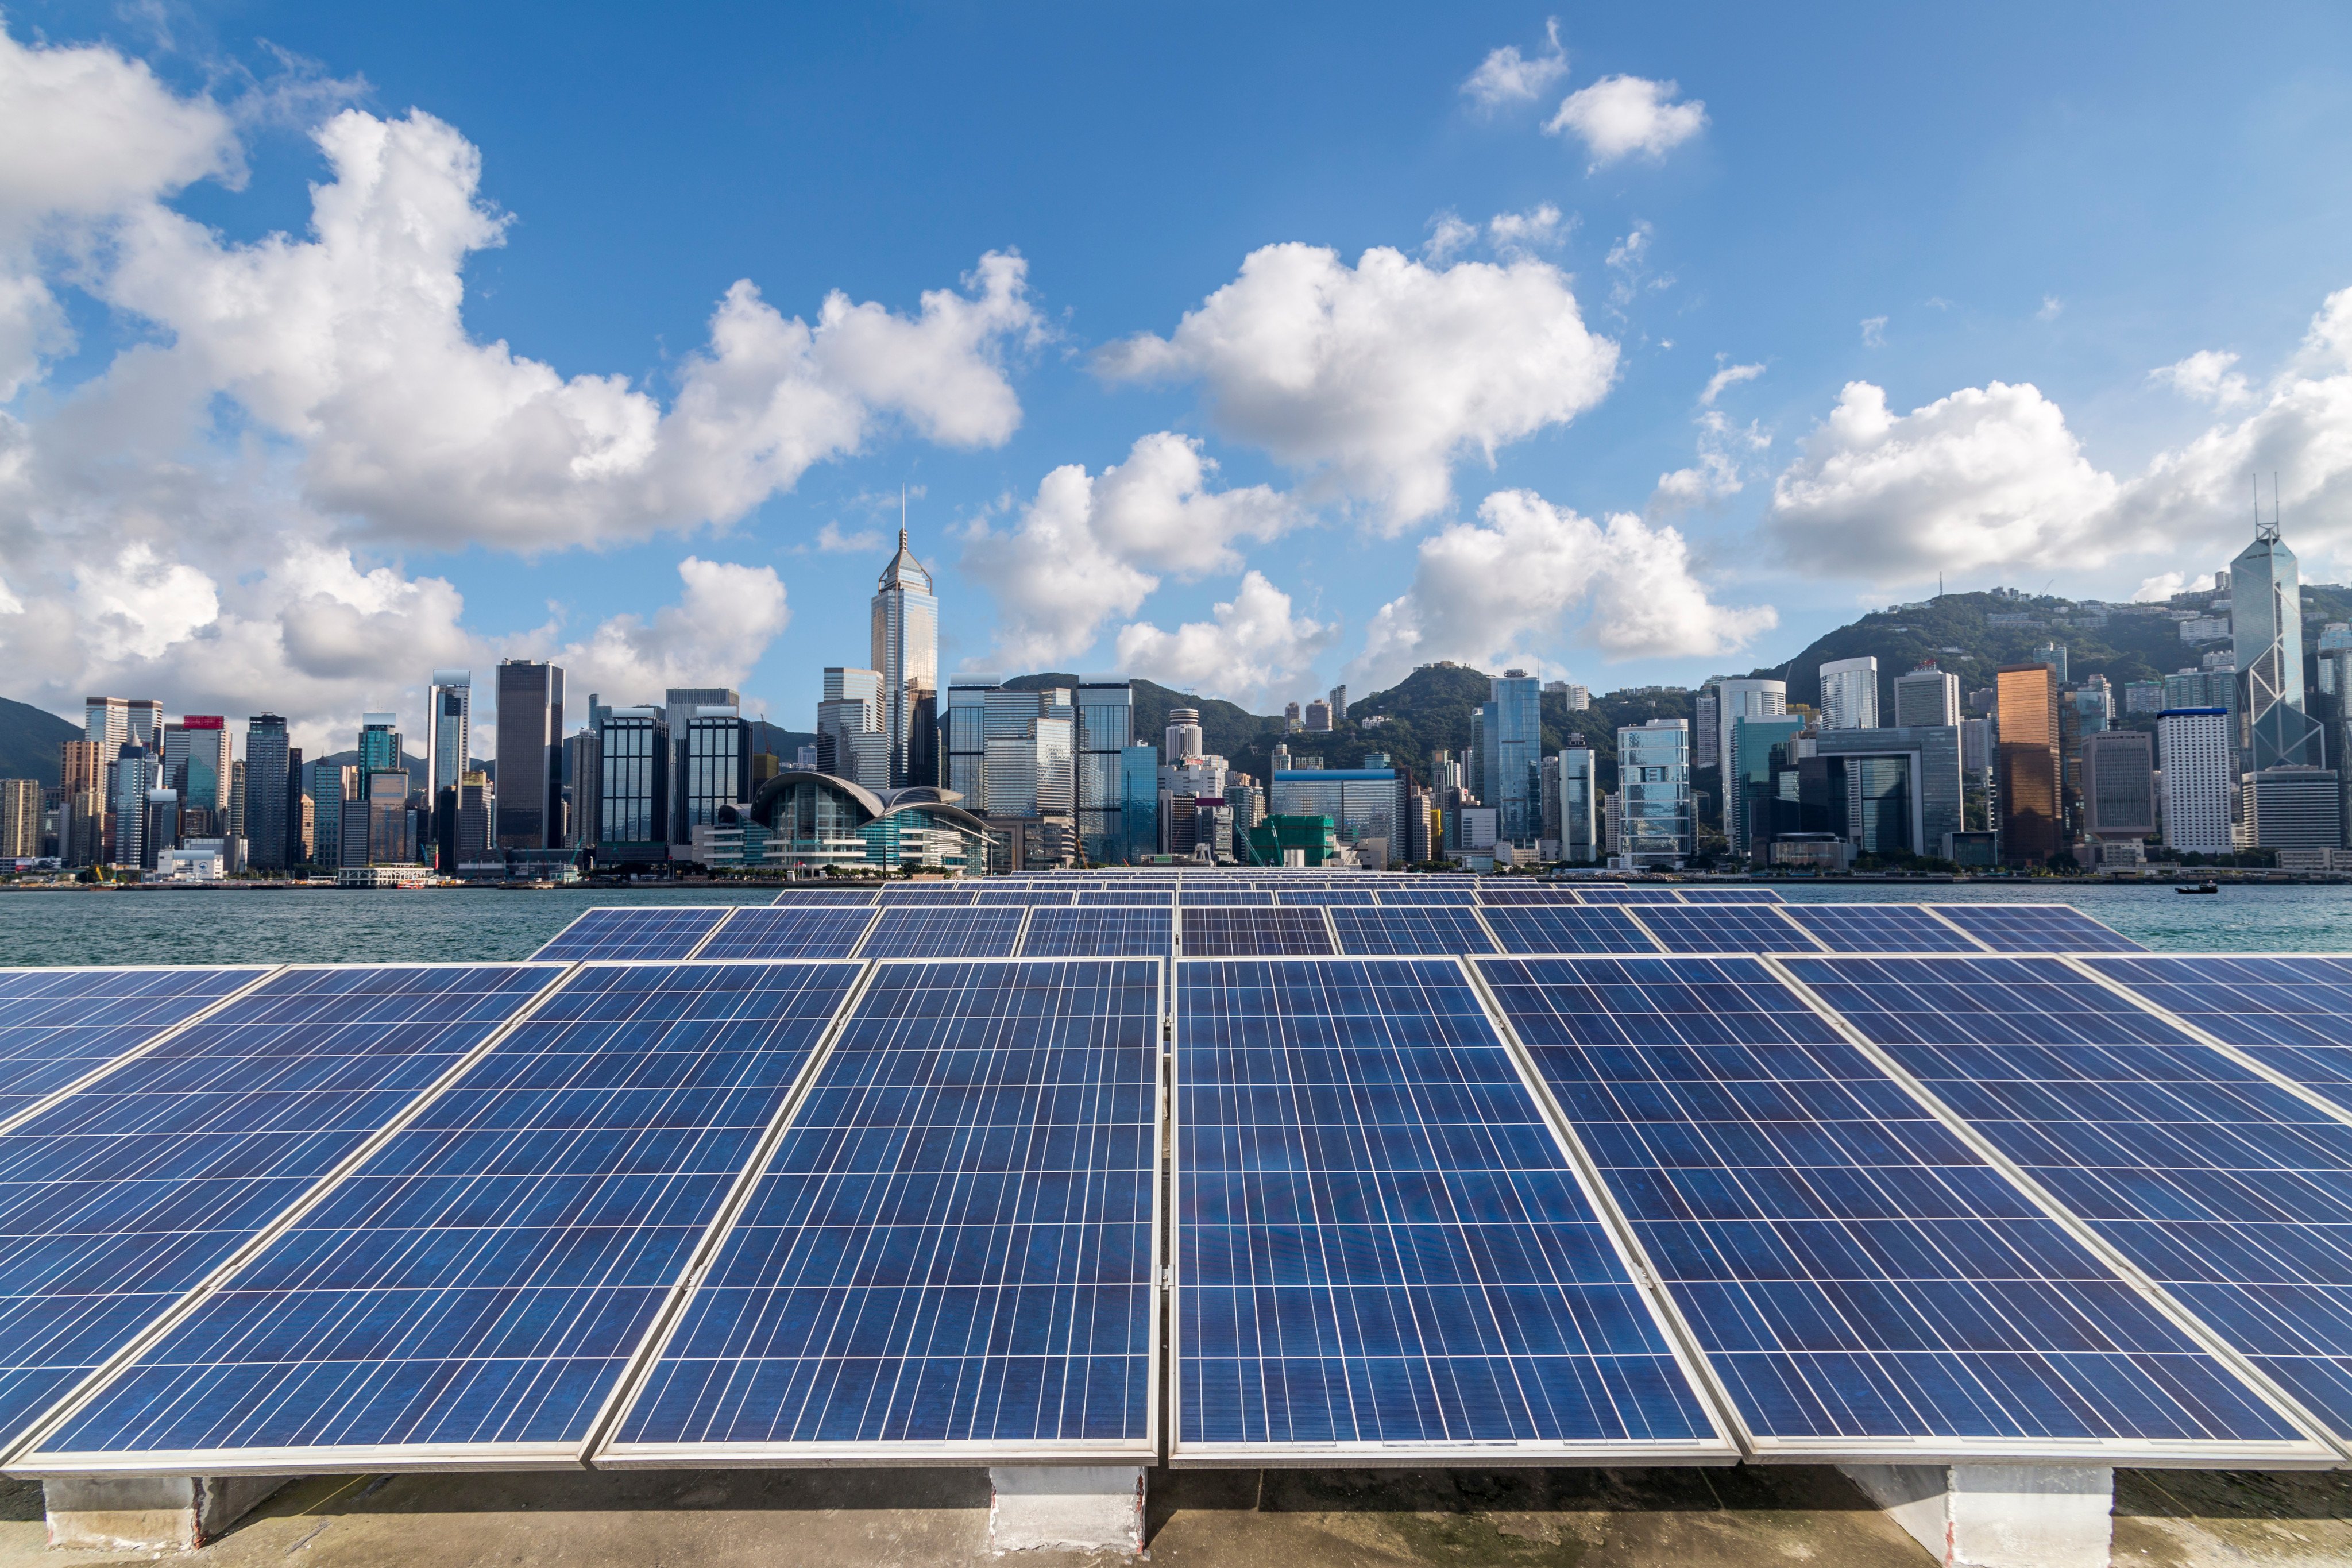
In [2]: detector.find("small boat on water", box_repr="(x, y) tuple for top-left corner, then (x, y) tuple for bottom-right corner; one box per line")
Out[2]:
(2176, 881), (2221, 895)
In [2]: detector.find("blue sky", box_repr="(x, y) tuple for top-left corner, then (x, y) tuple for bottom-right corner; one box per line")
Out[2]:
(4, 2), (2351, 744)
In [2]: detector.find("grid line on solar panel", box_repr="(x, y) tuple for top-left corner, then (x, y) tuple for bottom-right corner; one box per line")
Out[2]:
(0, 967), (278, 1131)
(1328, 906), (1500, 956)
(1925, 904), (2144, 953)
(1673, 890), (1787, 905)
(1019, 907), (1176, 960)
(0, 963), (571, 1462)
(1565, 889), (1684, 906)
(2079, 955), (2352, 1118)
(1774, 953), (2346, 1454)
(768, 889), (880, 906)
(1480, 905), (1660, 956)
(1779, 905), (1992, 955)
(602, 957), (1163, 1463)
(532, 907), (737, 963)
(25, 960), (867, 1470)
(1179, 907), (1336, 957)
(696, 906), (878, 961)
(1172, 956), (1727, 1460)
(853, 906), (1028, 960)
(1473, 952), (2318, 1461)
(1624, 905), (1821, 955)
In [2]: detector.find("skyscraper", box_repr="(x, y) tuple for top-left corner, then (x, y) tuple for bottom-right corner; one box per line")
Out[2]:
(2080, 730), (2156, 841)
(494, 660), (565, 851)
(84, 697), (162, 753)
(1076, 680), (1136, 864)
(1709, 678), (1786, 813)
(871, 528), (939, 787)
(427, 671), (472, 798)
(1480, 669), (1542, 845)
(1616, 719), (1693, 866)
(1893, 666), (1961, 728)
(243, 715), (291, 870)
(2233, 517), (2326, 770)
(1996, 663), (2061, 865)
(596, 706), (669, 852)
(820, 668), (890, 789)
(664, 687), (739, 843)
(1164, 706), (1203, 764)
(1818, 656), (1879, 731)
(2160, 707), (2234, 857)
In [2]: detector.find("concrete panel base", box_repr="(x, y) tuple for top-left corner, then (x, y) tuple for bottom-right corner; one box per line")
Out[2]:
(987, 1466), (1145, 1555)
(44, 1474), (290, 1551)
(1839, 1463), (2112, 1568)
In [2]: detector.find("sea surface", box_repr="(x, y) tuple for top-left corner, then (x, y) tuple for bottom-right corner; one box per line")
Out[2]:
(1, 879), (2349, 967)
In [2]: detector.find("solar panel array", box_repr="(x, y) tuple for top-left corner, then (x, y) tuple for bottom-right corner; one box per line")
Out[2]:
(13, 886), (2347, 1479)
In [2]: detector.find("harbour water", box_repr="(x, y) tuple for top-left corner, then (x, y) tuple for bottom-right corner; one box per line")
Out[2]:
(1, 880), (2348, 967)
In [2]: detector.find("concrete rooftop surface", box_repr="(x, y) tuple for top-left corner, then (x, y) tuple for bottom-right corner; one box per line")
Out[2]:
(5, 1466), (2351, 1567)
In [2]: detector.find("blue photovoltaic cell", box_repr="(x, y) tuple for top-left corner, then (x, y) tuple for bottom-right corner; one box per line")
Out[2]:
(856, 907), (1026, 960)
(0, 968), (269, 1122)
(1482, 955), (2300, 1449)
(1475, 887), (1585, 905)
(1328, 906), (1498, 957)
(533, 907), (733, 963)
(1177, 957), (1717, 1453)
(1787, 954), (2351, 1442)
(694, 907), (875, 961)
(1375, 885), (1477, 905)
(2087, 955), (2352, 1101)
(875, 887), (979, 906)
(1567, 889), (1683, 906)
(1277, 890), (1381, 906)
(1675, 889), (1786, 905)
(768, 889), (879, 907)
(41, 961), (863, 1461)
(1181, 891), (1279, 907)
(1783, 905), (1985, 954)
(1075, 891), (1172, 907)
(1019, 907), (1175, 959)
(0, 964), (559, 1451)
(975, 890), (1077, 907)
(1927, 904), (2142, 953)
(1632, 906), (1817, 955)
(615, 959), (1160, 1455)
(1181, 908), (1335, 957)
(1481, 906), (1658, 956)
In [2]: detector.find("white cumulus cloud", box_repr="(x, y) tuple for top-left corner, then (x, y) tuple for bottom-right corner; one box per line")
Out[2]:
(2150, 349), (2253, 408)
(1461, 20), (1567, 111)
(1545, 75), (1707, 167)
(959, 433), (1293, 669)
(1114, 572), (1335, 706)
(546, 557), (789, 704)
(1096, 243), (1616, 531)
(1352, 489), (1775, 689)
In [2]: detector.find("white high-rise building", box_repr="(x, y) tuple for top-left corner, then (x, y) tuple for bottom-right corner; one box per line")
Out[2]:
(871, 528), (939, 787)
(1893, 666), (1961, 728)
(1165, 707), (1204, 764)
(427, 670), (472, 798)
(2159, 706), (2235, 857)
(1818, 656), (1879, 731)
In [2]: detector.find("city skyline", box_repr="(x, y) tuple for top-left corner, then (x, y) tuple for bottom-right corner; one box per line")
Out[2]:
(2, 7), (2350, 750)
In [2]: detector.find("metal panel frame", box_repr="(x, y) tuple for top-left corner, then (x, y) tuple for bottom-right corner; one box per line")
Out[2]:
(0, 965), (284, 1138)
(594, 954), (1167, 1468)
(531, 905), (741, 963)
(1168, 952), (1739, 1468)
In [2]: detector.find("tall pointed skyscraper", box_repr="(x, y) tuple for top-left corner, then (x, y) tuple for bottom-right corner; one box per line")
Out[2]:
(2233, 513), (2326, 770)
(871, 522), (939, 786)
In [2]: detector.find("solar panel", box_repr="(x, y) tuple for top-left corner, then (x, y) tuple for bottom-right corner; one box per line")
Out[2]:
(1180, 907), (1335, 957)
(696, 906), (875, 961)
(975, 890), (1077, 906)
(1927, 904), (2143, 953)
(0, 963), (563, 1457)
(1479, 954), (2314, 1459)
(1785, 954), (2349, 1450)
(1374, 885), (1477, 905)
(532, 906), (733, 962)
(1075, 891), (1173, 907)
(2085, 955), (2352, 1104)
(28, 961), (866, 1469)
(1480, 906), (1659, 955)
(1180, 891), (1279, 906)
(1475, 886), (1585, 905)
(1782, 904), (1987, 954)
(768, 889), (879, 906)
(1631, 905), (1818, 954)
(1174, 956), (1724, 1459)
(1276, 890), (1381, 906)
(1568, 889), (1683, 905)
(605, 958), (1161, 1462)
(0, 968), (271, 1125)
(1328, 906), (1498, 956)
(1674, 889), (1786, 905)
(856, 906), (1026, 959)
(875, 886), (979, 906)
(1019, 907), (1175, 959)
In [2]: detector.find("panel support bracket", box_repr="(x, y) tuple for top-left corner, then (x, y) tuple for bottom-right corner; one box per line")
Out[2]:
(987, 1465), (1145, 1555)
(43, 1474), (289, 1551)
(1839, 1463), (2111, 1567)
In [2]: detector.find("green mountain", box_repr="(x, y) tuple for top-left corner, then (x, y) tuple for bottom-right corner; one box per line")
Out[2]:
(0, 698), (78, 787)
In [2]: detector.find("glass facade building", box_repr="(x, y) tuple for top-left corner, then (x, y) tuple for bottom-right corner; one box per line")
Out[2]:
(871, 529), (939, 787)
(1616, 719), (1692, 866)
(1272, 768), (1407, 848)
(596, 707), (669, 855)
(1077, 681), (1134, 863)
(683, 713), (751, 836)
(1996, 662), (2061, 864)
(427, 670), (471, 798)
(1480, 671), (1542, 845)
(242, 714), (290, 870)
(495, 660), (565, 851)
